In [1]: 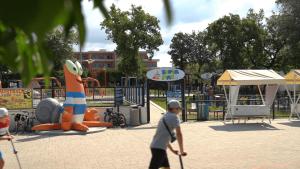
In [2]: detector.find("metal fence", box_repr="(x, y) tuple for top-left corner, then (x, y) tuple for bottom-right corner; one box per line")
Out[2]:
(123, 86), (145, 106)
(31, 86), (145, 108)
(185, 95), (293, 121)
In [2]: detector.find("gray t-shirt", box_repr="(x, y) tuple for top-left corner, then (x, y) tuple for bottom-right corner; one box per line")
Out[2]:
(150, 112), (180, 150)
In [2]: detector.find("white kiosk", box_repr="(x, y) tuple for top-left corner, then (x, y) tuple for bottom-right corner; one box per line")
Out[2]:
(217, 70), (285, 123)
(284, 69), (300, 120)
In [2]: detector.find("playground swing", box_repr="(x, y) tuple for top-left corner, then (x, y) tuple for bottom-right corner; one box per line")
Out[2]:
(284, 69), (300, 120)
(217, 70), (285, 124)
(82, 77), (105, 97)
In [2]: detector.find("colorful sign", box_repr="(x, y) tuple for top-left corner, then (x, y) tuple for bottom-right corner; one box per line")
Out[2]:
(166, 90), (182, 102)
(115, 88), (123, 106)
(146, 68), (185, 81)
(0, 89), (33, 109)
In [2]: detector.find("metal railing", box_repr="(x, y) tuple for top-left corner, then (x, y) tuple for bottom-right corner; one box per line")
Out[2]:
(185, 95), (293, 121)
(32, 86), (145, 108)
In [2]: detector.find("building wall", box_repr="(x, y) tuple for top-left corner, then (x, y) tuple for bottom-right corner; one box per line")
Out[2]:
(73, 50), (159, 79)
(74, 50), (158, 71)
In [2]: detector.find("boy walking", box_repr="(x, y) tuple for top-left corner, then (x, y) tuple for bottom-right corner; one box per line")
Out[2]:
(149, 100), (187, 169)
(0, 108), (14, 169)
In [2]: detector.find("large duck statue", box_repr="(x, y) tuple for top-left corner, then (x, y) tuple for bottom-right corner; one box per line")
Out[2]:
(32, 60), (112, 132)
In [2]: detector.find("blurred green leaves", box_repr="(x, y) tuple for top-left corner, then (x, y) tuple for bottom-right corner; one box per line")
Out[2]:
(0, 0), (172, 85)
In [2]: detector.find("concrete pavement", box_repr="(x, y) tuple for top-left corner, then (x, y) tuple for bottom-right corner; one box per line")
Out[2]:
(1, 104), (300, 169)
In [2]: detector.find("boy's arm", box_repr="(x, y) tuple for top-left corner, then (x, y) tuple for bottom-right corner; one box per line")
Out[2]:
(167, 144), (178, 155)
(0, 135), (13, 140)
(176, 126), (187, 156)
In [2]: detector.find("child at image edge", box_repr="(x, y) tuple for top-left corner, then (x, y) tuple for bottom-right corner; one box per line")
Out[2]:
(149, 100), (187, 169)
(0, 108), (14, 169)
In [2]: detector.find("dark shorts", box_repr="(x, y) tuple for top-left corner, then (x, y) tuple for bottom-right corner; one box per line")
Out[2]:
(149, 148), (170, 169)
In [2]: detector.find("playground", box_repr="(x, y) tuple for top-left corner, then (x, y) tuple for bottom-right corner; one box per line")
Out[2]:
(1, 66), (300, 169)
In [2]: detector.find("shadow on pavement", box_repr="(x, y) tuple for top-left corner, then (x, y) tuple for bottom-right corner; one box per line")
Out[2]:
(278, 120), (300, 127)
(16, 134), (58, 142)
(15, 127), (106, 142)
(126, 126), (157, 130)
(209, 123), (279, 132)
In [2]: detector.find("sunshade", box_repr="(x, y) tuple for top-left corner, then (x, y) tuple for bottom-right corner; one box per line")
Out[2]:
(217, 70), (285, 85)
(284, 69), (300, 84)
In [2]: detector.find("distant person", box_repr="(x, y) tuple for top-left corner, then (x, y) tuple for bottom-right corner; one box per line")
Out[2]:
(202, 84), (207, 94)
(208, 86), (214, 100)
(0, 108), (14, 169)
(149, 100), (187, 169)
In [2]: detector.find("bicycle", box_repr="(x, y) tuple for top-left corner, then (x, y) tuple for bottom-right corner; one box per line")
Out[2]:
(14, 111), (36, 133)
(104, 108), (127, 128)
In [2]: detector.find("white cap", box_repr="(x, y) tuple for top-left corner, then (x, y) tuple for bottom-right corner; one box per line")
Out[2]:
(167, 100), (181, 109)
(0, 108), (8, 117)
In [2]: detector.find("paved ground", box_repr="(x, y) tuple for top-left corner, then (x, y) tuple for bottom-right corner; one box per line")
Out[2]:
(1, 103), (300, 169)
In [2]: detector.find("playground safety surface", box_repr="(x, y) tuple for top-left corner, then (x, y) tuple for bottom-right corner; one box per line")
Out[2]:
(1, 104), (300, 169)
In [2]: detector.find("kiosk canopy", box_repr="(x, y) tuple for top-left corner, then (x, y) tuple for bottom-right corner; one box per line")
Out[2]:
(217, 70), (285, 85)
(284, 69), (300, 85)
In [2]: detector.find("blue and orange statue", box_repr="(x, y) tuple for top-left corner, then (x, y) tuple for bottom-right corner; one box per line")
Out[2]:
(32, 60), (112, 132)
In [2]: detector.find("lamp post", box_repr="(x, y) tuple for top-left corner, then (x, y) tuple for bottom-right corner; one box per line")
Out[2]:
(103, 66), (107, 87)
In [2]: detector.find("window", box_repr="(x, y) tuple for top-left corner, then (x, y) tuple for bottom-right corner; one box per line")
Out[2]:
(92, 63), (102, 68)
(91, 55), (97, 60)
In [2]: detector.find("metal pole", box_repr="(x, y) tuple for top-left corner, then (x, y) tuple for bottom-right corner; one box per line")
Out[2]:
(181, 79), (186, 122)
(146, 79), (150, 123)
(6, 130), (22, 169)
(179, 155), (184, 169)
(142, 84), (145, 106)
(258, 85), (265, 105)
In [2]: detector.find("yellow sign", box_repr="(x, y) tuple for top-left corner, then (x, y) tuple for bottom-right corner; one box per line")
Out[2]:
(0, 89), (33, 109)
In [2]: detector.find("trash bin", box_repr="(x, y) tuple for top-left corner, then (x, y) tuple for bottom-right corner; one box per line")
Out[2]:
(197, 103), (209, 121)
(130, 105), (140, 126)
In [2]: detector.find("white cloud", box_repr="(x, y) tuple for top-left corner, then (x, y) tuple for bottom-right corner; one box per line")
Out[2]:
(80, 0), (277, 67)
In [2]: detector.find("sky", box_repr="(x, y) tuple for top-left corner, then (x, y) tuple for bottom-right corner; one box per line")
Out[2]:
(79, 0), (277, 67)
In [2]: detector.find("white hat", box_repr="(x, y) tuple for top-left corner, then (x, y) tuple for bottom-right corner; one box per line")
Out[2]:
(167, 100), (181, 109)
(0, 108), (8, 117)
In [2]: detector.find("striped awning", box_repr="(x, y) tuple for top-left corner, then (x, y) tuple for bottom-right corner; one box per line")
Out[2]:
(217, 70), (285, 86)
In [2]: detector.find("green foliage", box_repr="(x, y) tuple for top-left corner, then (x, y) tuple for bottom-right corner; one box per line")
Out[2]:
(0, 0), (87, 84)
(0, 0), (172, 85)
(170, 7), (299, 75)
(169, 31), (213, 72)
(276, 0), (300, 68)
(101, 5), (163, 77)
(45, 28), (78, 80)
(107, 70), (123, 85)
(207, 14), (246, 69)
(168, 32), (193, 70)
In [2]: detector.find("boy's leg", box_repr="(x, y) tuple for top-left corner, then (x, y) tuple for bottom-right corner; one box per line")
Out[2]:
(160, 151), (170, 169)
(149, 149), (166, 169)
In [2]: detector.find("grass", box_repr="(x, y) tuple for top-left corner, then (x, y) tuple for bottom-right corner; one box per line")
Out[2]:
(151, 97), (291, 120)
(151, 98), (167, 110)
(151, 97), (224, 111)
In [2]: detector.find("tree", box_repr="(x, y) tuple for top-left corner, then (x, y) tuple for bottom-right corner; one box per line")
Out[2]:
(101, 5), (163, 77)
(206, 14), (246, 70)
(205, 10), (289, 71)
(45, 28), (78, 81)
(241, 9), (268, 69)
(275, 0), (300, 68)
(168, 32), (193, 70)
(190, 31), (213, 74)
(0, 0), (172, 85)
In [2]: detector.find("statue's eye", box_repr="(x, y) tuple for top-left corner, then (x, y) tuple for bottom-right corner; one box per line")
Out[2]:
(65, 60), (78, 75)
(75, 61), (83, 75)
